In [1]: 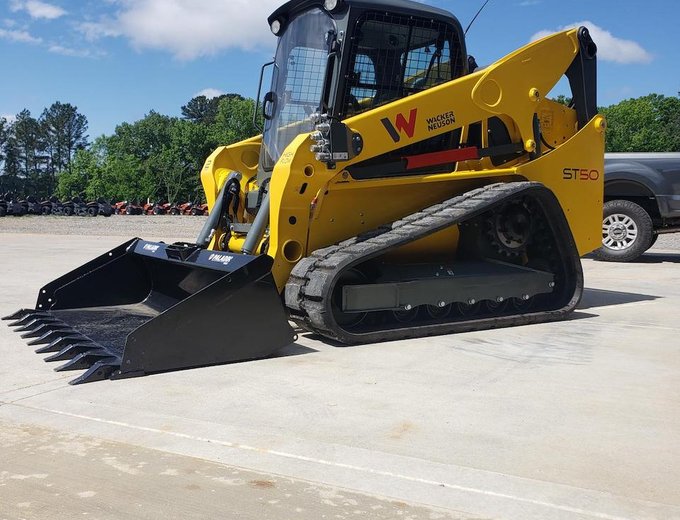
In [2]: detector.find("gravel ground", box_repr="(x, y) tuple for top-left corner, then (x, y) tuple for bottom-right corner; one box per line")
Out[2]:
(0, 214), (207, 243)
(2, 213), (680, 251)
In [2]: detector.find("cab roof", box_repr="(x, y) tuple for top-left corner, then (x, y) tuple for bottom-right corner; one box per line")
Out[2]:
(268, 0), (461, 28)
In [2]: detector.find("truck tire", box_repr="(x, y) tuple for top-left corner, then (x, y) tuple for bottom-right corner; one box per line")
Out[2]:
(594, 199), (653, 262)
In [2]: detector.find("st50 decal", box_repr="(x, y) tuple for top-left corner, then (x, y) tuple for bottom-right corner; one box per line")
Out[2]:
(563, 168), (600, 181)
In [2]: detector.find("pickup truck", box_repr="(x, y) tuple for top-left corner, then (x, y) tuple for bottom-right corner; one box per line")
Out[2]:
(596, 152), (680, 261)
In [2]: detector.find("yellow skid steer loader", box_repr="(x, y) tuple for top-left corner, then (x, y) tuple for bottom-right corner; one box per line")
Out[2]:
(6, 0), (605, 383)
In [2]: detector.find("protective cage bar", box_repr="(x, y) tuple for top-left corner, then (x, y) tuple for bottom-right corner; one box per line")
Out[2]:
(342, 10), (463, 117)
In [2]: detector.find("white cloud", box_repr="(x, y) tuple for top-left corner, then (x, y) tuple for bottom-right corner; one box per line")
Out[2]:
(531, 21), (652, 64)
(194, 88), (226, 99)
(48, 44), (100, 58)
(79, 0), (280, 60)
(1, 114), (17, 124)
(77, 21), (120, 41)
(0, 28), (42, 44)
(10, 1), (66, 20)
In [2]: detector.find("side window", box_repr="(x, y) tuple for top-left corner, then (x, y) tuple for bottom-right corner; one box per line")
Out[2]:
(346, 54), (377, 114)
(340, 12), (463, 118)
(403, 38), (452, 92)
(280, 46), (328, 125)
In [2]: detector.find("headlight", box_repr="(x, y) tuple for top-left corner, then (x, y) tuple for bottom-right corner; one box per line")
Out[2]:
(270, 19), (282, 35)
(324, 0), (340, 11)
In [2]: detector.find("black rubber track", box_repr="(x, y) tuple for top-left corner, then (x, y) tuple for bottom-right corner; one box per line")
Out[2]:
(285, 182), (584, 344)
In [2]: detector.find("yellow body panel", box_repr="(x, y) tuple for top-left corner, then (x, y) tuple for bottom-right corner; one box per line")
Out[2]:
(200, 28), (605, 291)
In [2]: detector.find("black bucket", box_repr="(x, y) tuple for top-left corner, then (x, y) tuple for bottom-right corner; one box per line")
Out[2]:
(4, 239), (295, 384)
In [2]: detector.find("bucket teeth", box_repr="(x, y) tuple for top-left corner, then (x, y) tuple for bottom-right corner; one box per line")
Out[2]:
(55, 351), (117, 372)
(28, 327), (75, 345)
(70, 361), (120, 385)
(44, 344), (98, 363)
(3, 309), (39, 321)
(15, 318), (61, 332)
(35, 335), (88, 354)
(6, 311), (50, 327)
(21, 324), (72, 339)
(6, 312), (120, 384)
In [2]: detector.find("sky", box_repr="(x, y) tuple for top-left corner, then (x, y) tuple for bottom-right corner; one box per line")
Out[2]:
(1, 0), (678, 138)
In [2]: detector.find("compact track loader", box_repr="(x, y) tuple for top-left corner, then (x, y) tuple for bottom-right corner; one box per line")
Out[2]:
(6, 0), (605, 383)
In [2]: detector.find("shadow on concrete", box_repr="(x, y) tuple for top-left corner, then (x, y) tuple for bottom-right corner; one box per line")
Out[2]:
(270, 342), (318, 358)
(567, 310), (600, 320)
(578, 288), (659, 310)
(635, 252), (680, 264)
(297, 311), (607, 366)
(130, 343), (317, 383)
(297, 332), (344, 346)
(586, 252), (680, 264)
(448, 312), (602, 366)
(297, 310), (603, 348)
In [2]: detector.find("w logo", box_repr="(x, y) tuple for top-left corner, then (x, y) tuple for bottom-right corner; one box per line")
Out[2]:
(381, 108), (418, 143)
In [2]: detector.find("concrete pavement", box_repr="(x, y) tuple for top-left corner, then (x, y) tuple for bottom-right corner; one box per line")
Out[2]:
(1, 233), (679, 519)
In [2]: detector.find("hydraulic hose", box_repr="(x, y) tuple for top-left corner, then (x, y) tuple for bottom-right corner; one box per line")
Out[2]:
(242, 193), (269, 255)
(196, 172), (240, 248)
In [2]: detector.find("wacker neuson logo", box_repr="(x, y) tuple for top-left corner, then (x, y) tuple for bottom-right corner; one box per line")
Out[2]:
(381, 108), (417, 143)
(426, 111), (456, 131)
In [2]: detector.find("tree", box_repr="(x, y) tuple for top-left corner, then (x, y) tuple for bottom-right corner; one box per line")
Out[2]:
(56, 140), (107, 200)
(181, 95), (223, 125)
(1, 128), (22, 195)
(601, 94), (680, 152)
(210, 95), (259, 147)
(152, 119), (210, 203)
(12, 109), (46, 195)
(82, 137), (113, 200)
(104, 112), (197, 202)
(0, 117), (6, 161)
(0, 117), (7, 184)
(181, 93), (244, 125)
(41, 102), (89, 193)
(0, 117), (13, 194)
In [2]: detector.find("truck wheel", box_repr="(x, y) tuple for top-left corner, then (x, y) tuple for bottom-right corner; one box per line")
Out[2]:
(594, 199), (653, 262)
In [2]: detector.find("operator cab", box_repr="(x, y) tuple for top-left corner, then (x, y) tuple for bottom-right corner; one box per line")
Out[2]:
(259, 0), (467, 172)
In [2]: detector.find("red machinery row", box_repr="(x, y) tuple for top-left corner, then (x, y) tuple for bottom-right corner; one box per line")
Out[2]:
(113, 201), (209, 216)
(0, 194), (208, 217)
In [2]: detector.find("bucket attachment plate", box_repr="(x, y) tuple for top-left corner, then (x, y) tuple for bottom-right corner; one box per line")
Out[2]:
(4, 239), (295, 384)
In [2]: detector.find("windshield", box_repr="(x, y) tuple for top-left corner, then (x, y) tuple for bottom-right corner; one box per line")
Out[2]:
(262, 8), (336, 170)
